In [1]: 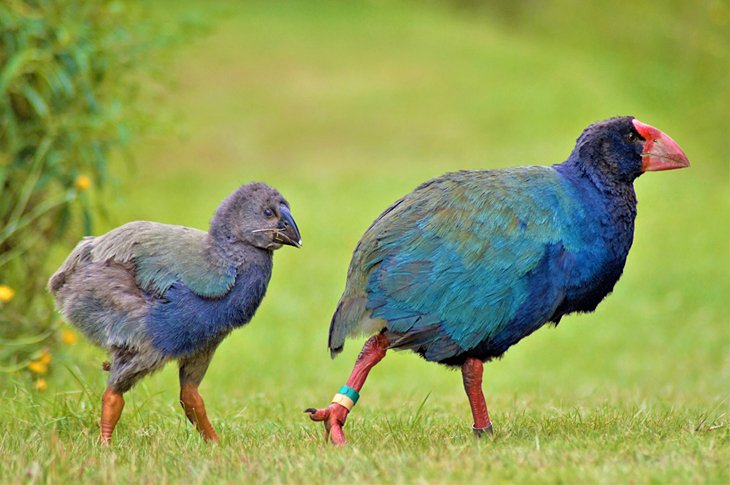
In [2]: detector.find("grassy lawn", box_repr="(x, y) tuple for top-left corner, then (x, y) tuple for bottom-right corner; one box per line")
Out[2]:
(2, 1), (728, 482)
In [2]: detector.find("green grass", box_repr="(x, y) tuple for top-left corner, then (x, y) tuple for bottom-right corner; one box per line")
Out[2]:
(2, 0), (728, 482)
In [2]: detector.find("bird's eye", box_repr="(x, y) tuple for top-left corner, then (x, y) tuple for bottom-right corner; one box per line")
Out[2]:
(263, 208), (274, 218)
(627, 132), (636, 142)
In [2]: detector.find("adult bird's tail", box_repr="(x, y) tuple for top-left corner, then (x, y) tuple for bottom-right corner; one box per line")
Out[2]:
(328, 295), (385, 359)
(328, 299), (351, 358)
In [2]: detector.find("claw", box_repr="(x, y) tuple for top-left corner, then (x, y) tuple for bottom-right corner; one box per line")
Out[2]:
(305, 403), (349, 445)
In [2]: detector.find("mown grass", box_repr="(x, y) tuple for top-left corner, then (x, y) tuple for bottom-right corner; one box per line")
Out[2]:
(1, 385), (727, 483)
(2, 0), (728, 483)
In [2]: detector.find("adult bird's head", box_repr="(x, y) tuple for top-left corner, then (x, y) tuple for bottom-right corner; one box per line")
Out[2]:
(210, 182), (302, 251)
(570, 116), (690, 184)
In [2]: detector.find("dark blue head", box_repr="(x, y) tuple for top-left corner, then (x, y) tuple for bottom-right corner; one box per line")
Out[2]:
(569, 116), (689, 185)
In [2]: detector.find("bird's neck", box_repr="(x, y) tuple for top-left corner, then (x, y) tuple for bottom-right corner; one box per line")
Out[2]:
(555, 156), (638, 210)
(204, 234), (272, 268)
(554, 157), (637, 255)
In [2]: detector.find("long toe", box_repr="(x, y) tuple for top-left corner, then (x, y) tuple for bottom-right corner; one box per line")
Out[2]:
(305, 407), (331, 422)
(328, 421), (346, 446)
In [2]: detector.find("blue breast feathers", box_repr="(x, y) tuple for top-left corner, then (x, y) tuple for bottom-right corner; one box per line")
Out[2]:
(146, 263), (272, 357)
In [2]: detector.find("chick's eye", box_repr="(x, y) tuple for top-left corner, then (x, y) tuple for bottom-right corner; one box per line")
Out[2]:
(263, 208), (274, 218)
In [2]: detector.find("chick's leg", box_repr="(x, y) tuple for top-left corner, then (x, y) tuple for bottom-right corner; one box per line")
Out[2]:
(462, 357), (493, 436)
(305, 333), (389, 446)
(100, 387), (124, 445)
(179, 345), (219, 442)
(100, 346), (165, 445)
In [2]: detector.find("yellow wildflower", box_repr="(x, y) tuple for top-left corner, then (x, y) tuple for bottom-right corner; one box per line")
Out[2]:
(61, 330), (77, 345)
(38, 351), (52, 365)
(75, 175), (92, 191)
(0, 285), (15, 303)
(28, 361), (48, 374)
(34, 379), (48, 391)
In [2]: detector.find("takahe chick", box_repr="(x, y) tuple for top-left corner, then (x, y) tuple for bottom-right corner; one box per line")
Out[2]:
(306, 117), (689, 445)
(49, 182), (301, 444)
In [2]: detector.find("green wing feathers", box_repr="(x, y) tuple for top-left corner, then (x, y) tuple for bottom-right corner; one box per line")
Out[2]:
(89, 222), (236, 298)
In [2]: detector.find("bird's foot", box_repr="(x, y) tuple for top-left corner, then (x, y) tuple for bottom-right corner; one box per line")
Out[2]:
(305, 403), (349, 446)
(472, 423), (494, 437)
(200, 426), (219, 442)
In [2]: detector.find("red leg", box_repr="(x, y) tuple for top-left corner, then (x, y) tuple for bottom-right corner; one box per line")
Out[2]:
(305, 333), (389, 445)
(462, 357), (493, 436)
(99, 387), (125, 445)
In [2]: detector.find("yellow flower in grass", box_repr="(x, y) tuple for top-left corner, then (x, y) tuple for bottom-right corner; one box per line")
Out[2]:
(38, 351), (52, 365)
(0, 285), (15, 303)
(75, 175), (92, 191)
(34, 379), (47, 391)
(28, 361), (48, 374)
(61, 330), (77, 345)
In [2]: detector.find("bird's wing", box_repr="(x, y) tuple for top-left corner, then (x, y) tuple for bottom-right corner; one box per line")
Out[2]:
(89, 221), (236, 298)
(330, 167), (588, 360)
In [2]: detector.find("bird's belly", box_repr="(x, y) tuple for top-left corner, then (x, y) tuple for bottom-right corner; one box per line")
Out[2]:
(383, 243), (570, 364)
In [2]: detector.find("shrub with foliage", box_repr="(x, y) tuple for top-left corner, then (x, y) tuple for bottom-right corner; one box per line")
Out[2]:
(0, 0), (184, 383)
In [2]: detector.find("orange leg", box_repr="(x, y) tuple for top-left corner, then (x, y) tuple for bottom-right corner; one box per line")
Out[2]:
(306, 333), (389, 445)
(462, 357), (493, 436)
(180, 383), (218, 442)
(99, 387), (125, 445)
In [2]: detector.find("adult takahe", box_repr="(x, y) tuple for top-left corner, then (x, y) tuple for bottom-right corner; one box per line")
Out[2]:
(306, 116), (689, 445)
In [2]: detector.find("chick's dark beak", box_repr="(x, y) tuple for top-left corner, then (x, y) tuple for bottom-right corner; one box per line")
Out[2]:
(276, 204), (302, 248)
(632, 119), (690, 172)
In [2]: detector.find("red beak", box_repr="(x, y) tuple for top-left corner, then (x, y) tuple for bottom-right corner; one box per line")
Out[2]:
(632, 119), (690, 172)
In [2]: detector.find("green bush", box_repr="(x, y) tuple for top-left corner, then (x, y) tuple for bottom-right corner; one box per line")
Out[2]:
(0, 0), (187, 382)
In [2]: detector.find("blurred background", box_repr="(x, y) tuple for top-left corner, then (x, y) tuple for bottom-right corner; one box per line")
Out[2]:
(0, 0), (728, 480)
